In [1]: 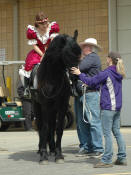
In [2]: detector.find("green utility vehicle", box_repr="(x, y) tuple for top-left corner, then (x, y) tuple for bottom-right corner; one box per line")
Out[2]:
(0, 61), (25, 131)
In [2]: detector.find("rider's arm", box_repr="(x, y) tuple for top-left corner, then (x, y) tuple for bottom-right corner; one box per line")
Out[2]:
(27, 26), (44, 60)
(40, 53), (45, 61)
(33, 45), (44, 57)
(49, 22), (60, 40)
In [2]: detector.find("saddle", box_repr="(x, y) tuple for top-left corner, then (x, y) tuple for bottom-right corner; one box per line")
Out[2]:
(29, 64), (40, 101)
(30, 64), (40, 88)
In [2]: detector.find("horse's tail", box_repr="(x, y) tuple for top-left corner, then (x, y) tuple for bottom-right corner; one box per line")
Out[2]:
(64, 106), (74, 129)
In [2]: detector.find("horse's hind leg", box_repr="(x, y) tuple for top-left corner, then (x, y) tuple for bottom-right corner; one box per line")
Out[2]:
(55, 111), (65, 163)
(48, 113), (56, 160)
(48, 113), (56, 154)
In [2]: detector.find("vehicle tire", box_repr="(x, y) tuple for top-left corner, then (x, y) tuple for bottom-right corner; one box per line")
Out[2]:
(0, 119), (10, 131)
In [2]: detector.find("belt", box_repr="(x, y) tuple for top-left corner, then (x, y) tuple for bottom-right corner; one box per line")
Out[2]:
(86, 89), (98, 93)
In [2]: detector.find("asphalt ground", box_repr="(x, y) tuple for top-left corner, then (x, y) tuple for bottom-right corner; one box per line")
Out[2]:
(0, 128), (131, 175)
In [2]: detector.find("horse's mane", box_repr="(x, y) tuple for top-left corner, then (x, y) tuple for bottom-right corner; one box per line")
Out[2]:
(37, 34), (81, 88)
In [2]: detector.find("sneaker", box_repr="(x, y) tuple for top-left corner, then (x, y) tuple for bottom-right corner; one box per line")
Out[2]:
(76, 149), (89, 157)
(114, 159), (127, 166)
(94, 161), (113, 168)
(88, 152), (103, 158)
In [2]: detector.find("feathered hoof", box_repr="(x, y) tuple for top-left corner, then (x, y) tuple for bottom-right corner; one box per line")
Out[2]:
(50, 152), (55, 157)
(39, 160), (49, 165)
(56, 159), (64, 164)
(49, 152), (56, 162)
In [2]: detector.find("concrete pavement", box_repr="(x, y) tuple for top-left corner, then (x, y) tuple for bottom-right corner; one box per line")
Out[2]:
(0, 128), (131, 175)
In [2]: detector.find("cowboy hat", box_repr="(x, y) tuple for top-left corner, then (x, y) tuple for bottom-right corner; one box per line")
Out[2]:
(79, 38), (102, 50)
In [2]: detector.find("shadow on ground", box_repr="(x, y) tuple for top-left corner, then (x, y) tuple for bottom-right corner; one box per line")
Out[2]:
(8, 146), (99, 165)
(8, 150), (39, 162)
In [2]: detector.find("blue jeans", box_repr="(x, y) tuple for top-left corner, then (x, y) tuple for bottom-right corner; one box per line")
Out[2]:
(74, 92), (103, 153)
(101, 110), (126, 164)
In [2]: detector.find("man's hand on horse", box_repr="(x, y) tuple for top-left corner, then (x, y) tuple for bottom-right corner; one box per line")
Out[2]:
(71, 67), (81, 75)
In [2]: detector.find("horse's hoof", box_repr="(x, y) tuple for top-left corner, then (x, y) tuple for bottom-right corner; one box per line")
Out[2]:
(56, 159), (64, 164)
(39, 160), (49, 165)
(50, 152), (55, 157)
(49, 152), (55, 162)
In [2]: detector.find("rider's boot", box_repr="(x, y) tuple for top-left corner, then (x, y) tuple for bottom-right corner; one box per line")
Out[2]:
(24, 77), (30, 98)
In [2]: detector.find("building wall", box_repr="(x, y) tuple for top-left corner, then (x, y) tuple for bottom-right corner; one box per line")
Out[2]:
(0, 1), (15, 98)
(0, 0), (109, 99)
(18, 0), (109, 67)
(0, 0), (109, 65)
(0, 1), (14, 61)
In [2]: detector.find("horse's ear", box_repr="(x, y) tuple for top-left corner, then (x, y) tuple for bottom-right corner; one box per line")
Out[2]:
(73, 30), (78, 41)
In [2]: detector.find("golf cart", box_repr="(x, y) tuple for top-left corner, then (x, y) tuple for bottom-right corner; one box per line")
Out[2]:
(0, 61), (25, 131)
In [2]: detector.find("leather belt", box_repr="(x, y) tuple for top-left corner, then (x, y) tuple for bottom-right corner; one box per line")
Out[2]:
(86, 89), (99, 93)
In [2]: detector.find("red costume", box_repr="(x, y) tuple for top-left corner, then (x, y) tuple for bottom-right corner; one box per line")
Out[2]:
(25, 22), (60, 71)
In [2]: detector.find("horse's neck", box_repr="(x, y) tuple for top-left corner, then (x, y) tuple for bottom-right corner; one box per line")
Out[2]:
(47, 65), (66, 81)
(49, 70), (66, 83)
(38, 60), (66, 86)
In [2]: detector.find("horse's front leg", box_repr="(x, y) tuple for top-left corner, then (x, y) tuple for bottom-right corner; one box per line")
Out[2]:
(55, 111), (65, 163)
(39, 109), (49, 165)
(48, 111), (57, 157)
(32, 100), (41, 154)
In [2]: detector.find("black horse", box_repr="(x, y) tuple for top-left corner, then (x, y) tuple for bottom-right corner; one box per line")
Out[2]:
(32, 33), (81, 164)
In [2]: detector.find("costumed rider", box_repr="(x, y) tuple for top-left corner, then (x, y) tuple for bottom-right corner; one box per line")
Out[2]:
(19, 12), (60, 96)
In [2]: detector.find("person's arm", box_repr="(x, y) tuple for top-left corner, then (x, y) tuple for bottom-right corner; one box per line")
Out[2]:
(50, 33), (59, 41)
(33, 45), (44, 62)
(33, 45), (43, 57)
(71, 67), (108, 87)
(49, 22), (60, 40)
(27, 27), (44, 60)
(79, 71), (108, 87)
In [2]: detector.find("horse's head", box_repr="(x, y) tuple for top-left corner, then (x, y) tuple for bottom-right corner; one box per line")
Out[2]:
(42, 33), (81, 70)
(37, 32), (81, 89)
(61, 33), (81, 69)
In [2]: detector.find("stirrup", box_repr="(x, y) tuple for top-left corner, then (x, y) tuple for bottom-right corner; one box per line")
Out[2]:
(24, 88), (31, 99)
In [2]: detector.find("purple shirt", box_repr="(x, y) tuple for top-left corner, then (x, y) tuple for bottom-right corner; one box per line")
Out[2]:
(79, 65), (123, 111)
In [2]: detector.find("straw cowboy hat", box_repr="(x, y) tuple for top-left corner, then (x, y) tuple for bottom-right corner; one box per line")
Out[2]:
(79, 38), (102, 51)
